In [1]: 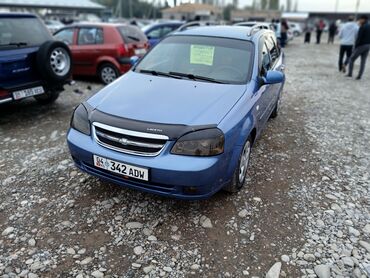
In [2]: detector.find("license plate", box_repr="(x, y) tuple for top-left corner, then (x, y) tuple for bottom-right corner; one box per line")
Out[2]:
(13, 86), (44, 100)
(134, 48), (146, 55)
(93, 155), (149, 181)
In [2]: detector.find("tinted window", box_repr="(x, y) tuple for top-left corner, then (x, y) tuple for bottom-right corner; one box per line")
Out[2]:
(136, 35), (253, 84)
(54, 28), (74, 45)
(78, 27), (104, 45)
(117, 26), (147, 43)
(0, 17), (51, 47)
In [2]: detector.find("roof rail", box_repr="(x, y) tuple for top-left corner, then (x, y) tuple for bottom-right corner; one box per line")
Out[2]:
(248, 24), (268, 36)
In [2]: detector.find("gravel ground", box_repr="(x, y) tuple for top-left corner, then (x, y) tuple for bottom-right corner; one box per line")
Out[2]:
(0, 39), (369, 278)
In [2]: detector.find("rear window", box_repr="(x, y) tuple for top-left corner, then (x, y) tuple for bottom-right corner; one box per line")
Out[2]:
(0, 17), (51, 47)
(117, 25), (147, 43)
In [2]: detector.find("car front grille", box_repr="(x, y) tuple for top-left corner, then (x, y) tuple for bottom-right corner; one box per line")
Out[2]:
(92, 122), (169, 157)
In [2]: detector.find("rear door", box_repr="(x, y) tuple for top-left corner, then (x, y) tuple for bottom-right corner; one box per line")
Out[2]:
(0, 15), (52, 89)
(73, 27), (104, 75)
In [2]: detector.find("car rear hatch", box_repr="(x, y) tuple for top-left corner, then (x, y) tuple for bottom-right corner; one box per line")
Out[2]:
(116, 25), (149, 57)
(0, 47), (41, 90)
(0, 14), (52, 100)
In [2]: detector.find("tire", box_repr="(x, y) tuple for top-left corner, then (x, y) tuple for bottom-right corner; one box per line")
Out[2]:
(270, 92), (282, 119)
(223, 137), (252, 193)
(37, 41), (72, 82)
(98, 63), (119, 85)
(34, 90), (60, 105)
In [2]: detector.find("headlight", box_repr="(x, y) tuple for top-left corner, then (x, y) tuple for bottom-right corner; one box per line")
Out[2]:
(71, 104), (90, 135)
(171, 129), (224, 156)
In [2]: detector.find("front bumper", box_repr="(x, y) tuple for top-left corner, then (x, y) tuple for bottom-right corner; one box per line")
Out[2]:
(67, 128), (231, 200)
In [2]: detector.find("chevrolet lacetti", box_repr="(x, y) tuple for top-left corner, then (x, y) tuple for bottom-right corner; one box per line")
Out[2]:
(67, 25), (285, 200)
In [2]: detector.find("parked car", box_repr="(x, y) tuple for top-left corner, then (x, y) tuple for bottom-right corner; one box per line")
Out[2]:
(67, 25), (285, 200)
(234, 21), (275, 31)
(44, 19), (64, 34)
(0, 13), (72, 105)
(142, 21), (183, 47)
(288, 22), (303, 36)
(177, 21), (218, 32)
(54, 23), (149, 84)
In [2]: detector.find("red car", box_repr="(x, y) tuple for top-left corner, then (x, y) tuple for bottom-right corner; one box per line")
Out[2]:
(54, 23), (149, 84)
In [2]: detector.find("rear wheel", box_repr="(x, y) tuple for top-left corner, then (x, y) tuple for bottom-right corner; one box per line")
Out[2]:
(34, 90), (60, 104)
(98, 63), (119, 85)
(223, 137), (252, 193)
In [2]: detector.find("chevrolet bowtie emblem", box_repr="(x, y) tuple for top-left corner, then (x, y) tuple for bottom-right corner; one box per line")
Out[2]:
(119, 138), (129, 145)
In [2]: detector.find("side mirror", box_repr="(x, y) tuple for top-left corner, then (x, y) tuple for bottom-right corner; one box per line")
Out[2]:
(263, 70), (284, 84)
(130, 56), (139, 67)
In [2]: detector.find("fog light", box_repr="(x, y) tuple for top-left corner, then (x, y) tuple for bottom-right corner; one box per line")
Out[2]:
(183, 186), (199, 195)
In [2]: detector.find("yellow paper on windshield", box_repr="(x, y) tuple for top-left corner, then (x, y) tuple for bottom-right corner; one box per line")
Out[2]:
(190, 45), (215, 66)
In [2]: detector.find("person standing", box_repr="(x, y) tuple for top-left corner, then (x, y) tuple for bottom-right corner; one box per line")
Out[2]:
(347, 15), (370, 80)
(316, 19), (326, 44)
(304, 22), (312, 43)
(338, 16), (359, 72)
(328, 21), (337, 44)
(280, 19), (289, 48)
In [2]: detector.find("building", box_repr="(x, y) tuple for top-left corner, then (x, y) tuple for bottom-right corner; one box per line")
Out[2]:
(162, 3), (222, 21)
(231, 9), (281, 23)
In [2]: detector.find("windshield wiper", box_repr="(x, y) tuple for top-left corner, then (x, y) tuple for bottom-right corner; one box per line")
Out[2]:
(0, 42), (28, 47)
(169, 71), (226, 84)
(127, 36), (140, 42)
(139, 69), (183, 79)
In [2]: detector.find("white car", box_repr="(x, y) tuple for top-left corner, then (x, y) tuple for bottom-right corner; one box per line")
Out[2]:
(288, 22), (303, 36)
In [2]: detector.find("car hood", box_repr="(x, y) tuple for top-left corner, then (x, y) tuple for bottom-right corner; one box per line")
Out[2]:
(88, 71), (247, 126)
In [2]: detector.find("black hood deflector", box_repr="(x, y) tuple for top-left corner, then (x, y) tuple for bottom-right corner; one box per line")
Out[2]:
(85, 102), (217, 140)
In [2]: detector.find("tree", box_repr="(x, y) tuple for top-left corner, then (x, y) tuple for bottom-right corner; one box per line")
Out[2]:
(269, 0), (279, 10)
(223, 4), (234, 21)
(261, 0), (268, 9)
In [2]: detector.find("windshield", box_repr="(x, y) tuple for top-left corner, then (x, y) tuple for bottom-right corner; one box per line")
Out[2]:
(0, 17), (52, 47)
(135, 35), (254, 84)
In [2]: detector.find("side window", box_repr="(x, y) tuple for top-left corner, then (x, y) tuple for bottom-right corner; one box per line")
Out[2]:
(147, 27), (161, 39)
(261, 43), (271, 75)
(96, 28), (104, 44)
(54, 28), (74, 45)
(78, 28), (103, 45)
(267, 36), (280, 65)
(161, 26), (174, 37)
(264, 36), (278, 66)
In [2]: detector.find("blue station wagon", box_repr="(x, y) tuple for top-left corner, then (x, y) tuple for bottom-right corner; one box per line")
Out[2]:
(67, 25), (285, 200)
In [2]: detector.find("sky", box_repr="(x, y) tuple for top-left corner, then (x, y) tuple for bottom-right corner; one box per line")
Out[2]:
(160, 0), (370, 12)
(241, 0), (370, 12)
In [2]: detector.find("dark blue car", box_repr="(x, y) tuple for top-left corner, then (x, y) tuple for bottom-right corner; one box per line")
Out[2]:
(142, 21), (183, 47)
(0, 13), (72, 105)
(67, 25), (285, 200)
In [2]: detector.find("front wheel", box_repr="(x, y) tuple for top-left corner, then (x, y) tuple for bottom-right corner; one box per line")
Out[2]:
(98, 63), (119, 85)
(223, 137), (252, 193)
(34, 90), (60, 105)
